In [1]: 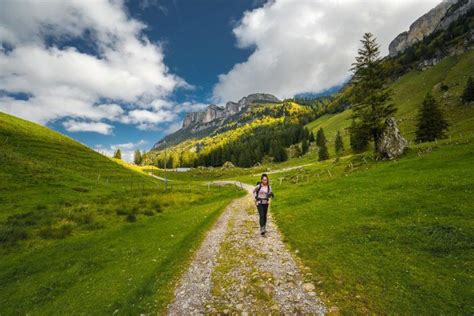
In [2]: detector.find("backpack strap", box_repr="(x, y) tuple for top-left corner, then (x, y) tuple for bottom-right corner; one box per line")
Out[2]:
(255, 183), (262, 199)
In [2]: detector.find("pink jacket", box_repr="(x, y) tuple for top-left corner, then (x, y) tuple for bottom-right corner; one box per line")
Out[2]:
(253, 183), (272, 205)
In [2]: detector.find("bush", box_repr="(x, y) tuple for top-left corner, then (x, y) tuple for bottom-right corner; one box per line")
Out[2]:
(150, 200), (163, 213)
(126, 214), (137, 222)
(39, 222), (74, 239)
(6, 211), (40, 227)
(36, 204), (48, 211)
(143, 210), (154, 216)
(116, 208), (128, 216)
(0, 225), (29, 244)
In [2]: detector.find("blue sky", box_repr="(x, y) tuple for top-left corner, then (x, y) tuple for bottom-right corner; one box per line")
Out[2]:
(0, 0), (440, 161)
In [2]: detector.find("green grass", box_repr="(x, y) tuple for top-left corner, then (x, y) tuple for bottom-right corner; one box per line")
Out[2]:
(220, 51), (474, 313)
(0, 112), (245, 314)
(231, 139), (474, 314)
(306, 50), (474, 154)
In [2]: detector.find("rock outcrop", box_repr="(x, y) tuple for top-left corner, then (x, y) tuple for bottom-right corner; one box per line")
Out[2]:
(182, 93), (280, 128)
(389, 0), (474, 56)
(182, 111), (205, 128)
(153, 93), (281, 150)
(203, 104), (225, 123)
(377, 117), (408, 160)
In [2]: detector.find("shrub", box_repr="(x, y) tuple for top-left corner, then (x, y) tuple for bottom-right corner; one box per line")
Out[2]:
(116, 209), (128, 216)
(0, 226), (29, 244)
(39, 222), (74, 239)
(143, 210), (154, 216)
(126, 214), (137, 222)
(71, 211), (95, 225)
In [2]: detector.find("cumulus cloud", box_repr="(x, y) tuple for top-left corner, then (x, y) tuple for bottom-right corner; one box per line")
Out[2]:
(95, 140), (148, 162)
(213, 0), (441, 101)
(0, 0), (186, 131)
(63, 120), (115, 135)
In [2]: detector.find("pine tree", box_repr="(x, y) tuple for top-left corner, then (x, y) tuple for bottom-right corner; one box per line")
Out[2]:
(133, 149), (142, 165)
(349, 119), (370, 153)
(301, 139), (309, 155)
(350, 32), (396, 152)
(461, 76), (474, 104)
(270, 140), (288, 162)
(415, 93), (449, 143)
(113, 149), (122, 160)
(238, 150), (252, 167)
(316, 128), (327, 147)
(335, 131), (344, 156)
(318, 143), (329, 161)
(309, 131), (315, 143)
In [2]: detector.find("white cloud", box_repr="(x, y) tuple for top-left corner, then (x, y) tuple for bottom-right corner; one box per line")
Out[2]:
(0, 0), (186, 131)
(94, 140), (148, 162)
(63, 120), (115, 135)
(213, 0), (441, 102)
(176, 101), (209, 112)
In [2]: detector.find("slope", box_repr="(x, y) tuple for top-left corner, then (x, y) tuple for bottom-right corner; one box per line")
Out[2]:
(0, 112), (243, 314)
(306, 49), (474, 153)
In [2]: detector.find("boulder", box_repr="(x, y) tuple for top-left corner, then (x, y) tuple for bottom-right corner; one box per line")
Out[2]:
(377, 117), (408, 160)
(222, 161), (235, 169)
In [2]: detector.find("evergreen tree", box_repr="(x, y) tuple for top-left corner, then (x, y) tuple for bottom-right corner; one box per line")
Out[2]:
(238, 150), (252, 167)
(461, 76), (474, 104)
(335, 131), (344, 156)
(113, 149), (122, 160)
(270, 140), (288, 162)
(133, 149), (142, 165)
(316, 128), (327, 147)
(350, 33), (396, 152)
(309, 131), (315, 143)
(318, 143), (329, 161)
(415, 93), (449, 143)
(301, 139), (309, 155)
(349, 119), (370, 153)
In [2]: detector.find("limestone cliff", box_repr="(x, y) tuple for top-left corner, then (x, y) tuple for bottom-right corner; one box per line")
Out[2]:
(389, 0), (473, 56)
(153, 93), (281, 150)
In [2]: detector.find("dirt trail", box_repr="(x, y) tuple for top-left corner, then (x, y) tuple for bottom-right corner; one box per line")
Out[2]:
(167, 181), (325, 315)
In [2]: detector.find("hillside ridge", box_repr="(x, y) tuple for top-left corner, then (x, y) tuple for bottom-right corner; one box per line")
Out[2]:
(153, 93), (280, 150)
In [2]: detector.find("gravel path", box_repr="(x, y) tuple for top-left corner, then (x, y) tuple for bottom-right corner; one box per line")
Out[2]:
(167, 181), (326, 315)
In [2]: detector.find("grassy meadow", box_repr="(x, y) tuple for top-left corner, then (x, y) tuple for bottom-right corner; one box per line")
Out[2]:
(0, 112), (245, 314)
(306, 49), (474, 154)
(232, 138), (474, 314)
(223, 50), (474, 314)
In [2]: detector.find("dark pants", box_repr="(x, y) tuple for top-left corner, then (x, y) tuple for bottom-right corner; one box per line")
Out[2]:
(257, 203), (269, 228)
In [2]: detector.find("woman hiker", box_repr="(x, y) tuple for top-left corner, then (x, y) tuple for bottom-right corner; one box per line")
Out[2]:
(253, 174), (274, 236)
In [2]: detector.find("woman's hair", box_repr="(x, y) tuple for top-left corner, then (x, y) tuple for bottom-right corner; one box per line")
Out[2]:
(261, 173), (269, 185)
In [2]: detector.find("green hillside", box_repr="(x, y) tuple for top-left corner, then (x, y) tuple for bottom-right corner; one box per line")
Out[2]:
(232, 138), (474, 314)
(306, 49), (474, 153)
(222, 50), (474, 314)
(146, 101), (315, 168)
(0, 112), (243, 314)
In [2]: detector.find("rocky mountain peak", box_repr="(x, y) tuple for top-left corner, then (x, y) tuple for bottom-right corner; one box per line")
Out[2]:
(181, 93), (280, 128)
(388, 0), (473, 56)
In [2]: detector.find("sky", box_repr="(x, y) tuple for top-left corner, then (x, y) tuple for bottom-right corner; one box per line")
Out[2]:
(0, 0), (441, 161)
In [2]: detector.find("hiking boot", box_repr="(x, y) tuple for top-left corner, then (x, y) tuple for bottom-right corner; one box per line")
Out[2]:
(260, 226), (265, 236)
